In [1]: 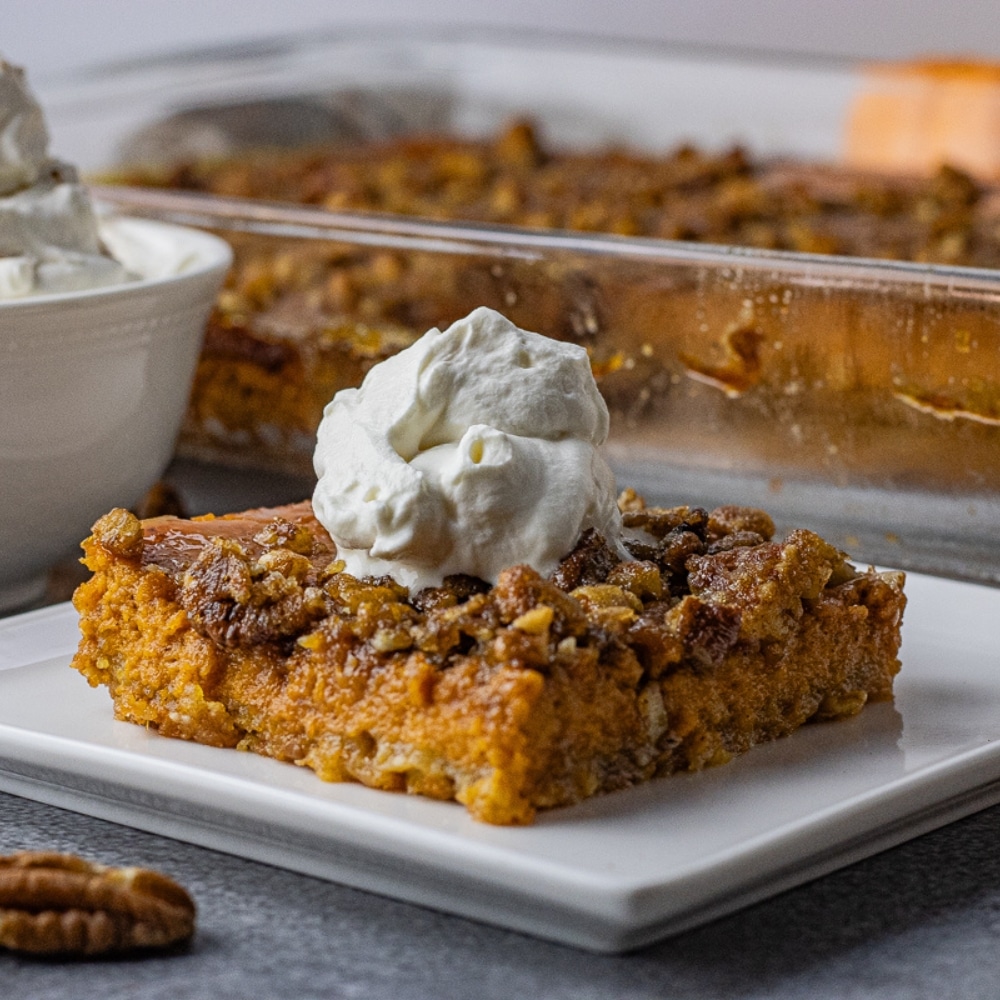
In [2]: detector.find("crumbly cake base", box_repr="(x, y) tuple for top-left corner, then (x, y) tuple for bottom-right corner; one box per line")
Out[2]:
(71, 496), (905, 825)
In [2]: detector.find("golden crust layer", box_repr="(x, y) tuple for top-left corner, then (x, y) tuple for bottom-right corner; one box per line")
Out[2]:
(71, 496), (905, 825)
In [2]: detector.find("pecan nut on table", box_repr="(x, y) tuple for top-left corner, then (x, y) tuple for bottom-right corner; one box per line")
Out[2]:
(0, 852), (196, 957)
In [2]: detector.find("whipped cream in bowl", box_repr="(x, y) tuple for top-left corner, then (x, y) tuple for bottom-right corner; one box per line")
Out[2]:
(0, 58), (137, 299)
(0, 57), (233, 612)
(313, 306), (629, 592)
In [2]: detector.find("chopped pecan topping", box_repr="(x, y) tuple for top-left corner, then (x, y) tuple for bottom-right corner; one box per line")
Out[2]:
(493, 564), (588, 637)
(625, 601), (685, 678)
(621, 504), (709, 541)
(90, 508), (145, 560)
(656, 525), (710, 593)
(706, 529), (767, 554)
(411, 574), (490, 613)
(0, 852), (195, 957)
(606, 559), (663, 601)
(179, 537), (328, 647)
(126, 497), (860, 686)
(664, 595), (743, 668)
(687, 528), (847, 640)
(252, 516), (316, 555)
(550, 528), (623, 591)
(707, 505), (776, 542)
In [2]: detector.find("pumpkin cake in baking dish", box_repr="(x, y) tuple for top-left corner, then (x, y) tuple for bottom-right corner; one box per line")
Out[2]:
(70, 493), (906, 825)
(112, 117), (1000, 480)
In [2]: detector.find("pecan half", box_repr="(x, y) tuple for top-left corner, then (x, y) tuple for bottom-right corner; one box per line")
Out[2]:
(0, 852), (195, 956)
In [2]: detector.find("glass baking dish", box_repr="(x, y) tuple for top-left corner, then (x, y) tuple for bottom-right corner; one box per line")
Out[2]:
(94, 183), (1000, 586)
(39, 29), (1000, 584)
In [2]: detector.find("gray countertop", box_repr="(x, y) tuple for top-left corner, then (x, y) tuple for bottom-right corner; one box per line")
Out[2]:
(3, 789), (1000, 999)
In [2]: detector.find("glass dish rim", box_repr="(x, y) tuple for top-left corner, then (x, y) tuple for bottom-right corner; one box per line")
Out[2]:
(92, 184), (1000, 300)
(40, 22), (868, 91)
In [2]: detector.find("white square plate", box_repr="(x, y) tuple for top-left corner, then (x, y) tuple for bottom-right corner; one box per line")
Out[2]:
(2, 571), (999, 953)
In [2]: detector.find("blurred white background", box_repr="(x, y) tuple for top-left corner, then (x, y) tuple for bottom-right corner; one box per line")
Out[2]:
(5, 0), (1000, 83)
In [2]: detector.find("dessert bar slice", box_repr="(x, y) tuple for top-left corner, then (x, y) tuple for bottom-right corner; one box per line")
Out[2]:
(71, 495), (905, 825)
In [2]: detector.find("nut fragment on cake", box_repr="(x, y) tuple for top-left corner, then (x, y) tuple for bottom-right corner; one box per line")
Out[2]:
(0, 852), (195, 956)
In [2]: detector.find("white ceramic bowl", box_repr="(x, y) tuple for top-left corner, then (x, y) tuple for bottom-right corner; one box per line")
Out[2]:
(0, 216), (232, 612)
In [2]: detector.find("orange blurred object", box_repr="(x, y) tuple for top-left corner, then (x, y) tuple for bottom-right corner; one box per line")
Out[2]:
(845, 58), (1000, 179)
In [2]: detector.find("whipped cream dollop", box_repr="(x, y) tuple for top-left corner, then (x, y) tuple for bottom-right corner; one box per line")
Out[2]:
(313, 307), (628, 592)
(0, 58), (134, 298)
